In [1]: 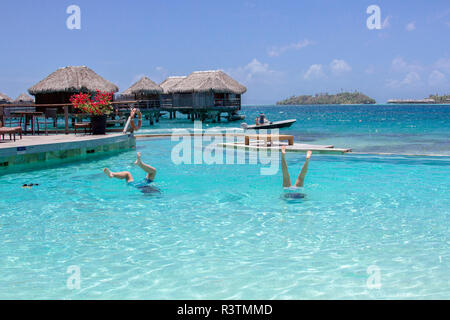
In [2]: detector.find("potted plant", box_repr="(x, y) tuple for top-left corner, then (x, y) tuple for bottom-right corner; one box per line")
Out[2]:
(70, 91), (114, 135)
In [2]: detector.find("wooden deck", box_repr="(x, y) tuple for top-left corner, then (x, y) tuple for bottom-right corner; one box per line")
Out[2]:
(219, 141), (351, 154)
(134, 133), (352, 154)
(1, 99), (244, 130)
(0, 133), (135, 171)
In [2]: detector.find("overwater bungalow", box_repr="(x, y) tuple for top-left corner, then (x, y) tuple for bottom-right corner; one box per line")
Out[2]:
(122, 76), (163, 108)
(168, 70), (246, 109)
(160, 76), (186, 108)
(28, 66), (119, 112)
(14, 93), (34, 104)
(0, 92), (13, 104)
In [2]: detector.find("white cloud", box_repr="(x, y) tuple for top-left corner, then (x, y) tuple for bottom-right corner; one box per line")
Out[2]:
(405, 22), (416, 31)
(402, 72), (421, 85)
(434, 58), (450, 74)
(428, 70), (446, 86)
(304, 64), (325, 80)
(268, 39), (313, 57)
(391, 57), (422, 73)
(387, 71), (421, 88)
(391, 57), (408, 71)
(243, 59), (272, 79)
(330, 59), (352, 75)
(229, 58), (277, 82)
(303, 59), (351, 80)
(387, 57), (450, 88)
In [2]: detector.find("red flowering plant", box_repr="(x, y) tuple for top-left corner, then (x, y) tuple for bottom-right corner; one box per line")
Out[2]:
(70, 91), (114, 115)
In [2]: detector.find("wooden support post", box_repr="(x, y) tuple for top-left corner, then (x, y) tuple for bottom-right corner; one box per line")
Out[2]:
(173, 111), (176, 119)
(150, 115), (154, 125)
(64, 106), (69, 134)
(217, 112), (221, 122)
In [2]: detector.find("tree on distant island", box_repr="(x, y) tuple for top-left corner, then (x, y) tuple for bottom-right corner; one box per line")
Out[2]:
(276, 91), (376, 105)
(428, 94), (450, 103)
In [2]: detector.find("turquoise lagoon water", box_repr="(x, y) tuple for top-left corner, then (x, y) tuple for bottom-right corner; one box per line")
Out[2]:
(0, 105), (449, 299)
(141, 104), (450, 156)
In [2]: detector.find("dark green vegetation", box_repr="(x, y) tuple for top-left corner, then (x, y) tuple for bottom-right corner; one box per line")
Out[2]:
(277, 92), (376, 105)
(428, 94), (450, 103)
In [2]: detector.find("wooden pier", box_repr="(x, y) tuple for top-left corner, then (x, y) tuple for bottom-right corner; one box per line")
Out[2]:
(134, 133), (352, 155)
(0, 99), (243, 135)
(219, 142), (351, 154)
(133, 99), (243, 125)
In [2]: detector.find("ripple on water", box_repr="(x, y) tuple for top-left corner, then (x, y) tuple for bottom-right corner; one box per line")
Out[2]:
(0, 137), (449, 299)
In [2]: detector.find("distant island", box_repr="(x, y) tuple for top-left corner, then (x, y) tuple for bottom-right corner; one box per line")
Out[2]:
(276, 91), (376, 105)
(388, 94), (450, 104)
(428, 94), (450, 103)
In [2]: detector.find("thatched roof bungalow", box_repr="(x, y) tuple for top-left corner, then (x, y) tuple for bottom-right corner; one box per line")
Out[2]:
(160, 76), (186, 93)
(123, 76), (162, 96)
(28, 66), (119, 108)
(0, 92), (13, 104)
(14, 93), (34, 104)
(168, 70), (246, 109)
(122, 76), (162, 108)
(159, 76), (186, 108)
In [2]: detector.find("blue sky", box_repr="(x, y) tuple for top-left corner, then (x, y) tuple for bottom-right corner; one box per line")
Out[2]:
(0, 0), (449, 104)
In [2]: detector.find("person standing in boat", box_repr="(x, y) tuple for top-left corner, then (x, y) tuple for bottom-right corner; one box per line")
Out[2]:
(259, 112), (268, 124)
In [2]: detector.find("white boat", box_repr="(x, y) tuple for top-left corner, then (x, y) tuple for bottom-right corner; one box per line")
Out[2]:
(241, 119), (296, 130)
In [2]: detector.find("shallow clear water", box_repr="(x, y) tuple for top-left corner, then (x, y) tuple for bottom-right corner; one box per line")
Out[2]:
(140, 104), (450, 156)
(0, 137), (449, 299)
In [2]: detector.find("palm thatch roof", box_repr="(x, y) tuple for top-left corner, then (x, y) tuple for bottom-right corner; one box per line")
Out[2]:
(0, 92), (13, 103)
(122, 76), (163, 95)
(28, 66), (119, 95)
(168, 70), (246, 94)
(15, 93), (34, 103)
(159, 76), (186, 94)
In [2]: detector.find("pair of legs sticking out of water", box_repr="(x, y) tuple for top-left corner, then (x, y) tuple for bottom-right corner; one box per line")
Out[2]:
(104, 147), (312, 197)
(104, 152), (160, 193)
(281, 146), (312, 199)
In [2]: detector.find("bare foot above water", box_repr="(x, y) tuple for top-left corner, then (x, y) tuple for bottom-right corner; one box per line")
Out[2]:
(104, 168), (113, 178)
(134, 152), (142, 165)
